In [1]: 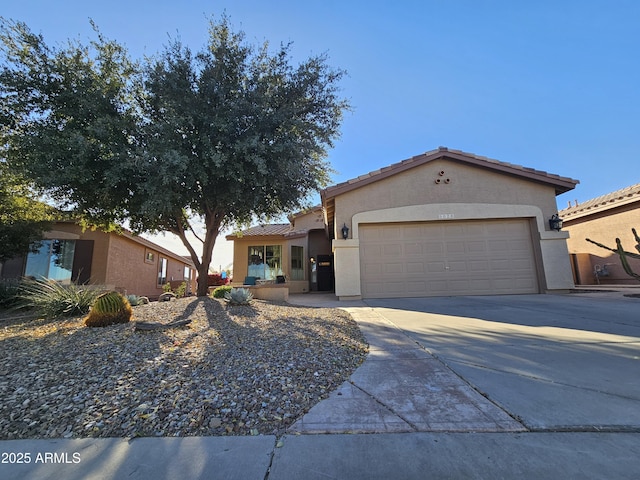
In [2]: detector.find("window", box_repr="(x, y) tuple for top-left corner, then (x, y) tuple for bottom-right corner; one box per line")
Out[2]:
(184, 265), (191, 281)
(158, 257), (168, 286)
(145, 251), (155, 263)
(291, 246), (304, 280)
(24, 239), (76, 284)
(248, 245), (282, 280)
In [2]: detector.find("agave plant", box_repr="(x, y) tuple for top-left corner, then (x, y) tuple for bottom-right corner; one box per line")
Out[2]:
(224, 287), (254, 305)
(18, 278), (102, 318)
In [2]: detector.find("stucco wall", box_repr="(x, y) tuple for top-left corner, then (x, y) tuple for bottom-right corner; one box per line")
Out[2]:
(333, 159), (560, 237)
(563, 205), (640, 285)
(231, 235), (312, 293)
(329, 159), (573, 298)
(291, 209), (325, 231)
(44, 223), (110, 284)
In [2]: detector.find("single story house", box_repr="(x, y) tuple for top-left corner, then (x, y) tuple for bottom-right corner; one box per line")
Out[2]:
(230, 147), (579, 300)
(559, 183), (640, 285)
(0, 220), (196, 298)
(226, 206), (332, 294)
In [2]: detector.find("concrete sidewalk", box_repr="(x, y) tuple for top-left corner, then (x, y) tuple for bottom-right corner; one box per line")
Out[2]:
(2, 432), (639, 479)
(2, 291), (639, 479)
(288, 307), (523, 433)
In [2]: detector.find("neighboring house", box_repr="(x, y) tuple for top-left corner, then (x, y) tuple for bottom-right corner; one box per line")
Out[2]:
(559, 183), (640, 286)
(0, 220), (196, 298)
(230, 147), (579, 299)
(226, 206), (332, 294)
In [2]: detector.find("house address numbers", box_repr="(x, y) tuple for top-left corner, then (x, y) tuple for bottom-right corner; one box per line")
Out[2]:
(438, 214), (455, 219)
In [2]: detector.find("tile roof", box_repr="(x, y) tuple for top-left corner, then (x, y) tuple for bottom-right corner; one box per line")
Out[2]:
(559, 182), (640, 221)
(321, 146), (579, 200)
(232, 223), (292, 237)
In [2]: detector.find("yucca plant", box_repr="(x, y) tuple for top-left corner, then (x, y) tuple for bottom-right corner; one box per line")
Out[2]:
(224, 287), (254, 305)
(18, 278), (102, 318)
(84, 291), (132, 327)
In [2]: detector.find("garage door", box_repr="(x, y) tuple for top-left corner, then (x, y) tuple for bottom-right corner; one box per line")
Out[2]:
(360, 219), (539, 298)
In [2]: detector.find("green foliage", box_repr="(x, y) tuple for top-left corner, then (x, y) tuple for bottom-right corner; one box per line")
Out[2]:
(0, 280), (21, 308)
(224, 287), (253, 305)
(175, 281), (187, 298)
(18, 279), (103, 318)
(126, 294), (143, 306)
(211, 285), (232, 298)
(0, 16), (349, 296)
(162, 282), (172, 293)
(0, 164), (57, 262)
(84, 291), (132, 327)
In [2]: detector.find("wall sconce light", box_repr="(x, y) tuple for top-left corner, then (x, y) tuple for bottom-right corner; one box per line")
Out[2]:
(549, 214), (563, 231)
(341, 223), (350, 239)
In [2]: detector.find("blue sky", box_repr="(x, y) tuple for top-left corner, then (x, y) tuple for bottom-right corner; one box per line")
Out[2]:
(4, 1), (640, 269)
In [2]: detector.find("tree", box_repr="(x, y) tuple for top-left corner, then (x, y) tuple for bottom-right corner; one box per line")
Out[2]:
(0, 17), (349, 295)
(0, 164), (56, 262)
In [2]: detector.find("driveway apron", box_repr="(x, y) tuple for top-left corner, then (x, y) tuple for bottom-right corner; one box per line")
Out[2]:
(289, 307), (524, 434)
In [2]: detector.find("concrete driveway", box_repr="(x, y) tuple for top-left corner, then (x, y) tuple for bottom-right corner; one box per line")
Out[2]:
(365, 292), (640, 431)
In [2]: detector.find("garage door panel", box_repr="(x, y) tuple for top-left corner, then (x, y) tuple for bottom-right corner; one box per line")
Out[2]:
(360, 219), (538, 298)
(406, 263), (425, 274)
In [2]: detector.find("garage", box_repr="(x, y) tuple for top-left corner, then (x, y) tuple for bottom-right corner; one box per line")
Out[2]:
(360, 219), (539, 298)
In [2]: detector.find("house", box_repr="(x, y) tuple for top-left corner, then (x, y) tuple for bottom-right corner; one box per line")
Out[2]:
(559, 183), (640, 285)
(0, 220), (196, 298)
(228, 147), (580, 299)
(226, 206), (332, 294)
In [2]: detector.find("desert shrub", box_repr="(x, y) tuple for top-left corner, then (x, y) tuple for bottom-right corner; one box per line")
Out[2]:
(84, 291), (132, 327)
(175, 281), (187, 298)
(0, 280), (22, 308)
(162, 282), (172, 293)
(18, 279), (102, 318)
(207, 273), (228, 287)
(224, 287), (253, 305)
(211, 285), (232, 298)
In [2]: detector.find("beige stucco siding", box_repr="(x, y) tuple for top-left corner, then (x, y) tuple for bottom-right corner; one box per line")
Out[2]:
(333, 159), (559, 238)
(330, 159), (574, 299)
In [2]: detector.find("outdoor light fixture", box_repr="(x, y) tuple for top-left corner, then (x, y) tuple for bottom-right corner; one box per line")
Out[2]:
(341, 223), (350, 239)
(549, 214), (563, 231)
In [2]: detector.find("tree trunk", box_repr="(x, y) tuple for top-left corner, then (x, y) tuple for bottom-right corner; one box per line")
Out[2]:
(173, 211), (222, 297)
(197, 212), (221, 296)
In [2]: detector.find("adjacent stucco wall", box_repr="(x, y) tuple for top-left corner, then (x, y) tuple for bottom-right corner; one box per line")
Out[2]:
(103, 233), (196, 298)
(563, 205), (640, 285)
(330, 160), (573, 299)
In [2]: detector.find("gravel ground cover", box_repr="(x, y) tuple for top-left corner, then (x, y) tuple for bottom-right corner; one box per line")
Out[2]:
(0, 297), (368, 439)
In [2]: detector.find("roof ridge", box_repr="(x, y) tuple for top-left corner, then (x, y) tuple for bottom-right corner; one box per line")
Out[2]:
(322, 147), (578, 198)
(559, 182), (640, 217)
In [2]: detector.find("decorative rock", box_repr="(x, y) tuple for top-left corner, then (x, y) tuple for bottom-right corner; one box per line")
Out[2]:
(158, 292), (176, 302)
(0, 297), (368, 440)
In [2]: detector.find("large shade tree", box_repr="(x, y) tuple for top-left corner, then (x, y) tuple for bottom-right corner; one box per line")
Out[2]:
(0, 17), (349, 295)
(0, 163), (56, 262)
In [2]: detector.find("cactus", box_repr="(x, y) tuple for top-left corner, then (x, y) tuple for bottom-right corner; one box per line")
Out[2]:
(586, 228), (640, 281)
(224, 287), (254, 305)
(84, 291), (133, 327)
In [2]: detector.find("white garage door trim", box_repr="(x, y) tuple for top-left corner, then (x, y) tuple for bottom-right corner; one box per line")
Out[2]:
(360, 219), (539, 298)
